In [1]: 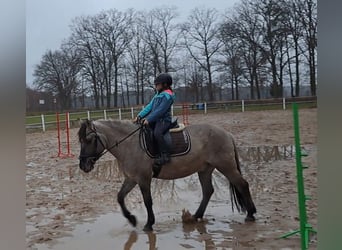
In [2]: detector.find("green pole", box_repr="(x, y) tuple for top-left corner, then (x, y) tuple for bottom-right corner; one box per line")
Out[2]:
(293, 103), (307, 250)
(280, 103), (317, 249)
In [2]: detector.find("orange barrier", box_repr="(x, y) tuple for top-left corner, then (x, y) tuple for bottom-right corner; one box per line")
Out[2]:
(182, 103), (189, 126)
(56, 112), (74, 158)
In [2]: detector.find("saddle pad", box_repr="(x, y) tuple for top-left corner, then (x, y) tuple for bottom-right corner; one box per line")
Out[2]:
(169, 123), (185, 133)
(141, 129), (191, 159)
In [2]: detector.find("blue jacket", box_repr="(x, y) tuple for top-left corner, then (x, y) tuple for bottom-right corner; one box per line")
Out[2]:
(138, 89), (175, 123)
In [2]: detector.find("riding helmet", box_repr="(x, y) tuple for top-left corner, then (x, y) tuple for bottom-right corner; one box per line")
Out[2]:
(154, 73), (172, 86)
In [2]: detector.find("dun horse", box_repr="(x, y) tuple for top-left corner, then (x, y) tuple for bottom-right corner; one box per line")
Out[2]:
(78, 119), (256, 231)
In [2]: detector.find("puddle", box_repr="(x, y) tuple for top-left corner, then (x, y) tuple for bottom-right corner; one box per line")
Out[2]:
(31, 173), (244, 250)
(34, 206), (239, 250)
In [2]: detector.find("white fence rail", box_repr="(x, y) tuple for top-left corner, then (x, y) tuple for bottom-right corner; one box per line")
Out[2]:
(26, 97), (316, 132)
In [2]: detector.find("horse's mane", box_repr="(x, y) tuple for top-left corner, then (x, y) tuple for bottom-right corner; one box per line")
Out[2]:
(78, 121), (88, 143)
(78, 119), (136, 143)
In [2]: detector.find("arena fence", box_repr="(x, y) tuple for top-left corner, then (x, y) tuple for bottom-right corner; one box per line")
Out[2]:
(26, 96), (316, 132)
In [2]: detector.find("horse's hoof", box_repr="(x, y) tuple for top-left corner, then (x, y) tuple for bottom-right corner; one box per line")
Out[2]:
(143, 224), (153, 232)
(191, 215), (199, 222)
(128, 214), (137, 227)
(245, 215), (256, 222)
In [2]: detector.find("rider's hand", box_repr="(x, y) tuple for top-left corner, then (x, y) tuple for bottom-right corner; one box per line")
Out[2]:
(133, 116), (141, 123)
(143, 119), (149, 126)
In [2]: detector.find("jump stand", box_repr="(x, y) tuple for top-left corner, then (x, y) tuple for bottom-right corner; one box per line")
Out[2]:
(182, 103), (189, 126)
(280, 103), (317, 249)
(56, 112), (74, 158)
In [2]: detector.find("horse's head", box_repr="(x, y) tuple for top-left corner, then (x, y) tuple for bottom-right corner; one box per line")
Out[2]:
(78, 119), (106, 173)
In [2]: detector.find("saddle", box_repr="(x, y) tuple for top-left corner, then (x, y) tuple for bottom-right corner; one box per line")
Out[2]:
(140, 118), (191, 158)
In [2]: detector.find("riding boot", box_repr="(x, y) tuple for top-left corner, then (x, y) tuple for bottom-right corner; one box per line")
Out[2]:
(154, 152), (170, 165)
(153, 137), (171, 177)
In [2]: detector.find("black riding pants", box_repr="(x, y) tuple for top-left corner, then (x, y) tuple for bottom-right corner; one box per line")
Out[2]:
(151, 120), (171, 153)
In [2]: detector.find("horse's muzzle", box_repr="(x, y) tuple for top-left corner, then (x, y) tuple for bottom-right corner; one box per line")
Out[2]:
(79, 157), (96, 173)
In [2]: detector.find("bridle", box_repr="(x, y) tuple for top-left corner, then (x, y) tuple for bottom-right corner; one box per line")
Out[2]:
(78, 123), (143, 163)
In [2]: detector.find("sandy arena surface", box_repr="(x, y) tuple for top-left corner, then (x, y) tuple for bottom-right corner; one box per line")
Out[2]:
(26, 108), (317, 249)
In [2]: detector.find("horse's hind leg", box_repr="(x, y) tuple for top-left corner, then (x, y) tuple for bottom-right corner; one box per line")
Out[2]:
(216, 166), (256, 221)
(117, 178), (137, 226)
(193, 167), (215, 220)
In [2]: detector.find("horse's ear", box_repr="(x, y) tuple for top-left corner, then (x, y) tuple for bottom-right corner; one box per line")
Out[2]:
(78, 118), (85, 126)
(85, 119), (96, 131)
(85, 119), (91, 127)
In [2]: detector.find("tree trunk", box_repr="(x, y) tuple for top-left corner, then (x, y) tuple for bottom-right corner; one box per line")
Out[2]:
(309, 45), (316, 96)
(254, 68), (261, 100)
(295, 42), (300, 97)
(286, 38), (294, 97)
(114, 63), (118, 107)
(231, 80), (235, 100)
(100, 81), (104, 108)
(270, 54), (280, 97)
(207, 69), (214, 101)
(136, 71), (140, 105)
(92, 77), (100, 109)
(234, 75), (239, 100)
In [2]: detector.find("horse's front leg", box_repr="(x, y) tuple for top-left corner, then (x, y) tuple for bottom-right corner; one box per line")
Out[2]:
(138, 181), (155, 231)
(118, 178), (137, 227)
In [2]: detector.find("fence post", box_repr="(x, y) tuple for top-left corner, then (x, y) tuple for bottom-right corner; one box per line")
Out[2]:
(283, 97), (286, 110)
(65, 112), (73, 157)
(171, 105), (174, 117)
(204, 102), (207, 114)
(242, 100), (245, 112)
(119, 108), (122, 120)
(67, 112), (71, 130)
(87, 110), (90, 120)
(56, 112), (62, 157)
(131, 107), (134, 119)
(104, 110), (107, 120)
(41, 114), (46, 132)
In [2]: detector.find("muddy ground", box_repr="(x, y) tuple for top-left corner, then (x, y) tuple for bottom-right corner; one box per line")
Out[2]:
(26, 108), (317, 249)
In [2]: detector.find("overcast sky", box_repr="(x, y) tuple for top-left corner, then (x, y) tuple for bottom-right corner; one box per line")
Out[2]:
(26, 0), (239, 86)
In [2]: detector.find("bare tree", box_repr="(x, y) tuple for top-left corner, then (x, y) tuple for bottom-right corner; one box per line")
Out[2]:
(282, 0), (305, 97)
(252, 0), (291, 97)
(33, 45), (82, 110)
(70, 15), (102, 108)
(127, 11), (152, 105)
(102, 9), (134, 107)
(141, 7), (180, 75)
(182, 7), (222, 101)
(298, 0), (317, 96)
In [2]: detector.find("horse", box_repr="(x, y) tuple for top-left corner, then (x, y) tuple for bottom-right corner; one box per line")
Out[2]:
(78, 119), (256, 231)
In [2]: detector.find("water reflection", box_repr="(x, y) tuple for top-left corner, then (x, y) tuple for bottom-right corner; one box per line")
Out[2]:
(182, 221), (216, 249)
(123, 231), (157, 250)
(238, 145), (295, 163)
(121, 221), (234, 250)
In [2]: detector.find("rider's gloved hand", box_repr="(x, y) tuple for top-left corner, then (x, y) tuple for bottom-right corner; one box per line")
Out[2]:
(143, 119), (149, 126)
(133, 116), (142, 124)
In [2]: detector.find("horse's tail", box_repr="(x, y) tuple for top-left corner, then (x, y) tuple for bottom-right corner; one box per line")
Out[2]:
(229, 140), (247, 213)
